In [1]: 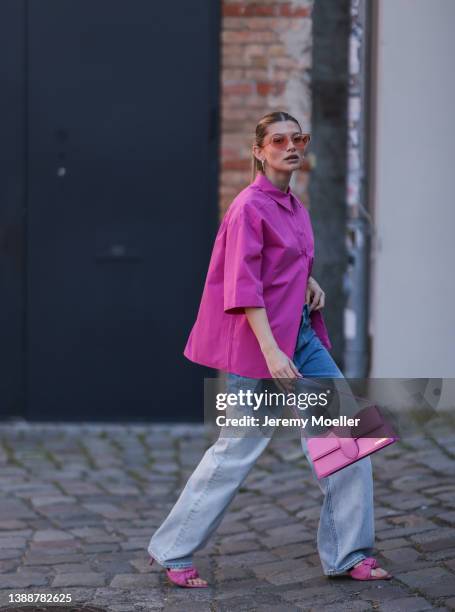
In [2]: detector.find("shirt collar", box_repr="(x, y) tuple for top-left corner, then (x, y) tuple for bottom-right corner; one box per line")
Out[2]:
(251, 172), (294, 212)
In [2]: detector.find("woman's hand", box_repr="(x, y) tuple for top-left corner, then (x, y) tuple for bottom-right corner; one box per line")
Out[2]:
(306, 276), (325, 311)
(262, 345), (302, 393)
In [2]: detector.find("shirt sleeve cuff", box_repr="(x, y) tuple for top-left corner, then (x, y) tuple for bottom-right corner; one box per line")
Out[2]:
(224, 294), (266, 315)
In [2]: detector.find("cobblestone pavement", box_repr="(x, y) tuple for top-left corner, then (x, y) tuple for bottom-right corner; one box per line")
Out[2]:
(0, 412), (454, 612)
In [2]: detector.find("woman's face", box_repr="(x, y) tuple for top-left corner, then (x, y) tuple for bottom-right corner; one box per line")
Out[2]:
(253, 120), (309, 174)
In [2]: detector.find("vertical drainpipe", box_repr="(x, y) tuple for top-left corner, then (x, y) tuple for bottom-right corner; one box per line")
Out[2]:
(343, 0), (375, 377)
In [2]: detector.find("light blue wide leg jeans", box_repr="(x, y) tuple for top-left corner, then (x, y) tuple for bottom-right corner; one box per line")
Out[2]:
(147, 304), (375, 574)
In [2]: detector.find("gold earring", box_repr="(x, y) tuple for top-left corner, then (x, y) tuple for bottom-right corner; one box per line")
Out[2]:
(261, 159), (265, 172)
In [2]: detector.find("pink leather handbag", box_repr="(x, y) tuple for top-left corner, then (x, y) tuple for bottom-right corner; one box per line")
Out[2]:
(305, 404), (398, 479)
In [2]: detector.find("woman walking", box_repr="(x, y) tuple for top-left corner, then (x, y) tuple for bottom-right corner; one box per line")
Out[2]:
(147, 111), (392, 587)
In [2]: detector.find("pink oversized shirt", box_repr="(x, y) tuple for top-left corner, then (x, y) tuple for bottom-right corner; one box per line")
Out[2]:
(183, 172), (332, 378)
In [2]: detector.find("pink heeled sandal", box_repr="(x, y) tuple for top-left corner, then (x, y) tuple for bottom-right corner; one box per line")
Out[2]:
(149, 556), (208, 588)
(348, 557), (393, 580)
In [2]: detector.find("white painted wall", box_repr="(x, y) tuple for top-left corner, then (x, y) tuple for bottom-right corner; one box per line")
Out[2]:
(370, 0), (455, 377)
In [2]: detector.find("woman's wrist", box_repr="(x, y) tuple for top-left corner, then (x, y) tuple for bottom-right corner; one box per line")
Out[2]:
(260, 340), (279, 356)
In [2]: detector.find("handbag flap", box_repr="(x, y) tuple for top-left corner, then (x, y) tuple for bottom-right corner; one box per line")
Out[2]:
(307, 405), (389, 461)
(307, 434), (340, 461)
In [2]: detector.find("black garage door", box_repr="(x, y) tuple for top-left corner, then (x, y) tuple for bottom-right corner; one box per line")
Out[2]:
(0, 0), (220, 421)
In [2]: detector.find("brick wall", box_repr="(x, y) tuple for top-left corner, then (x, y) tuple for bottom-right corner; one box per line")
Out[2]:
(219, 0), (315, 219)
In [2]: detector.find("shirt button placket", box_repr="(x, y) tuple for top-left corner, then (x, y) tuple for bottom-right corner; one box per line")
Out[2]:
(297, 227), (304, 254)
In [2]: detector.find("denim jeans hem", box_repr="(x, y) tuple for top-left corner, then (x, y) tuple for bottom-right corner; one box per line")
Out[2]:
(324, 553), (366, 576)
(147, 547), (193, 569)
(164, 561), (194, 569)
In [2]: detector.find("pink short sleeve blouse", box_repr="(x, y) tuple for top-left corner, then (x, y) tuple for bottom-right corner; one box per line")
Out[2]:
(183, 172), (332, 378)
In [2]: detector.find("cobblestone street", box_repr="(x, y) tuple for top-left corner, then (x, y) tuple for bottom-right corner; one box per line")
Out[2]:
(0, 414), (454, 611)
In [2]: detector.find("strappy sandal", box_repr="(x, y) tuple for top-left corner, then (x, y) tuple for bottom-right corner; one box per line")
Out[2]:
(348, 557), (393, 580)
(149, 556), (208, 588)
